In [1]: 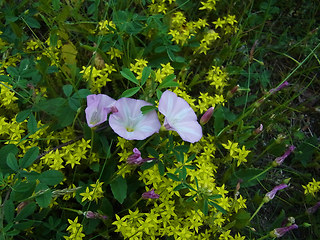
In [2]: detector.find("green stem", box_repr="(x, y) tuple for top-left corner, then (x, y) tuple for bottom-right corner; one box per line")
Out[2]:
(256, 234), (272, 240)
(249, 200), (265, 222)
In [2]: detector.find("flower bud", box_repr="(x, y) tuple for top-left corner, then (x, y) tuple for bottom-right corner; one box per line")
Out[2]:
(270, 224), (298, 238)
(273, 145), (295, 166)
(264, 184), (288, 203)
(142, 189), (160, 199)
(200, 107), (214, 125)
(269, 81), (289, 94)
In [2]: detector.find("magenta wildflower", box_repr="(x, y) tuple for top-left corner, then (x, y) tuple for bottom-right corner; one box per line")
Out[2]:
(85, 94), (116, 128)
(269, 81), (289, 94)
(109, 98), (161, 140)
(200, 107), (214, 125)
(274, 145), (296, 166)
(142, 189), (160, 199)
(127, 148), (154, 165)
(158, 90), (202, 143)
(306, 201), (320, 214)
(270, 224), (298, 238)
(264, 184), (288, 202)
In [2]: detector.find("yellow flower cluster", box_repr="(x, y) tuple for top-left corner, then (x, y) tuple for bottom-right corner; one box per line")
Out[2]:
(207, 66), (228, 92)
(197, 92), (226, 113)
(130, 58), (148, 79)
(303, 178), (320, 196)
(148, 0), (175, 14)
(168, 12), (208, 46)
(197, 29), (220, 54)
(97, 20), (116, 34)
(80, 180), (104, 203)
(0, 84), (18, 110)
(222, 140), (251, 166)
(64, 217), (85, 240)
(112, 134), (247, 239)
(80, 63), (116, 93)
(155, 62), (174, 83)
(199, 0), (218, 11)
(107, 47), (123, 60)
(213, 15), (238, 34)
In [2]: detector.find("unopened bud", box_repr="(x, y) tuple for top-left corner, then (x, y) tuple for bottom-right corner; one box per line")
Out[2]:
(200, 107), (214, 125)
(254, 124), (263, 134)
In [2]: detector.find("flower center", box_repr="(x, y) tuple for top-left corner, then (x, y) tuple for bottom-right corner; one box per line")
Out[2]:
(126, 127), (134, 132)
(90, 111), (100, 125)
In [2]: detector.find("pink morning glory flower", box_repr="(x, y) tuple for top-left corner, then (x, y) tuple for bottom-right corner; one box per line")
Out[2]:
(158, 90), (202, 143)
(85, 94), (116, 128)
(109, 98), (161, 140)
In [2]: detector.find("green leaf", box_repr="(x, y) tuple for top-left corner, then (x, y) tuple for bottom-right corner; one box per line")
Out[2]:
(120, 87), (140, 98)
(16, 109), (32, 122)
(229, 168), (267, 188)
(214, 107), (225, 136)
(4, 199), (15, 223)
(24, 16), (40, 28)
(35, 183), (52, 208)
(19, 147), (39, 169)
(120, 68), (139, 85)
(158, 74), (179, 89)
(27, 114), (38, 134)
(166, 173), (180, 181)
(146, 147), (159, 158)
(73, 89), (91, 98)
(202, 199), (208, 215)
(158, 161), (165, 176)
(140, 161), (156, 170)
(141, 105), (157, 114)
(208, 194), (222, 200)
(233, 209), (251, 229)
(15, 202), (37, 221)
(208, 200), (227, 214)
(173, 183), (187, 191)
(156, 89), (162, 100)
(63, 84), (73, 97)
(39, 170), (63, 186)
(52, 0), (61, 11)
(7, 153), (19, 171)
(140, 67), (151, 86)
(110, 177), (127, 204)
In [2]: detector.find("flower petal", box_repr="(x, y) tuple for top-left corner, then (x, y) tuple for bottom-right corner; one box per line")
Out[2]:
(159, 90), (202, 143)
(109, 98), (161, 140)
(85, 94), (116, 128)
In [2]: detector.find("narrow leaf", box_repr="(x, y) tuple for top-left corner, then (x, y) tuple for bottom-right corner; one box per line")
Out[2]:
(120, 68), (139, 85)
(141, 105), (157, 114)
(16, 109), (31, 122)
(120, 87), (140, 98)
(166, 173), (180, 181)
(27, 114), (38, 134)
(140, 67), (151, 86)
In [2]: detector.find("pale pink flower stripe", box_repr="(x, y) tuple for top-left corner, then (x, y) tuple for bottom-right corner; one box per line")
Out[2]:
(85, 94), (116, 128)
(109, 98), (161, 140)
(158, 90), (202, 143)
